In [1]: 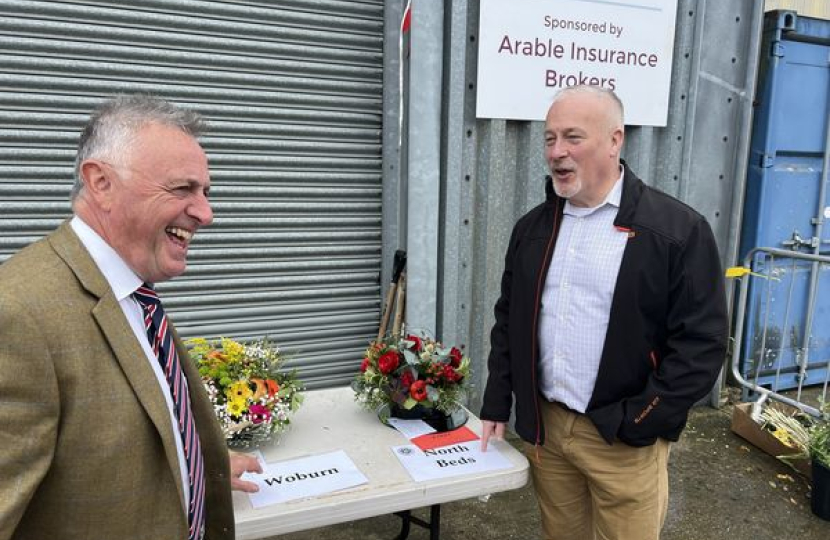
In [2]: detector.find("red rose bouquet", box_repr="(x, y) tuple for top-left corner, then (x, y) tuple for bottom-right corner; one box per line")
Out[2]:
(352, 331), (471, 419)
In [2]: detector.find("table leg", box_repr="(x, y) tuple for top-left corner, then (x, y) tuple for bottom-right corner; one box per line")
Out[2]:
(393, 510), (412, 539)
(393, 504), (441, 540)
(429, 504), (441, 540)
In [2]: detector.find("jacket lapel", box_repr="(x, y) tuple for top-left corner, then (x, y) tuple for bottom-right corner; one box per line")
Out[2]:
(49, 221), (186, 504)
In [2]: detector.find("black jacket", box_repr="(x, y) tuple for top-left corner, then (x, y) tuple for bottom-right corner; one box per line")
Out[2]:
(480, 163), (728, 447)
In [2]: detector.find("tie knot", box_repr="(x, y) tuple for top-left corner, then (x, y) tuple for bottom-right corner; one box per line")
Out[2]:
(133, 283), (160, 306)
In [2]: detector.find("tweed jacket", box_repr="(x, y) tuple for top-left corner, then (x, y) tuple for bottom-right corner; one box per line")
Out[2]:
(0, 221), (235, 540)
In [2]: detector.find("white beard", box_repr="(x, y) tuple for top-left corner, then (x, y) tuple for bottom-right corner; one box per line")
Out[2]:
(553, 176), (583, 200)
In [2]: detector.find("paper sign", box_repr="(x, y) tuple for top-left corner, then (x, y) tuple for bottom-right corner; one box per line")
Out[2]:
(243, 450), (368, 508)
(411, 426), (479, 451)
(392, 442), (513, 482)
(387, 417), (437, 439)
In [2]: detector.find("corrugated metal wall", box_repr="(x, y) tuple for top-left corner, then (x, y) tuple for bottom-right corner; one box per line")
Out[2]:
(766, 0), (830, 20)
(437, 0), (766, 411)
(0, 0), (385, 387)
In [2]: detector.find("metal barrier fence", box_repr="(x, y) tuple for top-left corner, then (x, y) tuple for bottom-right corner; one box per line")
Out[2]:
(730, 247), (830, 417)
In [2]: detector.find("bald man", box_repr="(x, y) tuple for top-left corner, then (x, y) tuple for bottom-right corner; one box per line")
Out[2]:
(480, 86), (728, 540)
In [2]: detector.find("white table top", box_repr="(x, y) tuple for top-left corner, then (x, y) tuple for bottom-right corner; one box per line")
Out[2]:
(232, 386), (529, 539)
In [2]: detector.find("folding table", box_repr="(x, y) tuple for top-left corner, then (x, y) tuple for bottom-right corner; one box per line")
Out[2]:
(233, 386), (529, 539)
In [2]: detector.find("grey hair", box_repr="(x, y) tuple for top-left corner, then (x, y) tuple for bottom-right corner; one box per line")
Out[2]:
(71, 94), (205, 199)
(550, 85), (625, 128)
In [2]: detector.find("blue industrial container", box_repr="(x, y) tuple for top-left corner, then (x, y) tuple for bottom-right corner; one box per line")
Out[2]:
(739, 11), (830, 392)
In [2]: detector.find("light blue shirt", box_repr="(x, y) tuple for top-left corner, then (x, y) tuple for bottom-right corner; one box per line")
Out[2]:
(538, 169), (628, 412)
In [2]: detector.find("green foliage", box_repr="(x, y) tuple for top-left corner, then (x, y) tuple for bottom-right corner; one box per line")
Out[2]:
(811, 420), (830, 469)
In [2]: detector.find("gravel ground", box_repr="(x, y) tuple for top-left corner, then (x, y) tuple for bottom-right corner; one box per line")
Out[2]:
(270, 403), (830, 540)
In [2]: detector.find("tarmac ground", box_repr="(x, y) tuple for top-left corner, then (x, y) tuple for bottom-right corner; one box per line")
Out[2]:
(271, 400), (830, 540)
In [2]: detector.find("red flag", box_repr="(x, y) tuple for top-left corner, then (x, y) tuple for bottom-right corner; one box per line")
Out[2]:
(401, 0), (412, 34)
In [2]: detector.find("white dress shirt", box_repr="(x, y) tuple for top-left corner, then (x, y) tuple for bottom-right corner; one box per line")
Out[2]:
(70, 216), (190, 508)
(538, 169), (628, 412)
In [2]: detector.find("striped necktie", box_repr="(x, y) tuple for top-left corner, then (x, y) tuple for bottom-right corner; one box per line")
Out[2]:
(133, 283), (205, 540)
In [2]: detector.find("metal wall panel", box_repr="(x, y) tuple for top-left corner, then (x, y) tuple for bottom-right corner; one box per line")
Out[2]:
(0, 0), (385, 387)
(766, 0), (830, 20)
(439, 0), (765, 412)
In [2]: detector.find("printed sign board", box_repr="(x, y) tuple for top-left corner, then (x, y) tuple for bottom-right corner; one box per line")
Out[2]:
(476, 0), (679, 126)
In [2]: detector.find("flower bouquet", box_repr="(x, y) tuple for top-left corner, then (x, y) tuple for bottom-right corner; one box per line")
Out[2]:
(352, 331), (471, 431)
(187, 337), (303, 449)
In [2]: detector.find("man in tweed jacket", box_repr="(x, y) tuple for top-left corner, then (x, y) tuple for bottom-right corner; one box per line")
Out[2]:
(0, 95), (260, 539)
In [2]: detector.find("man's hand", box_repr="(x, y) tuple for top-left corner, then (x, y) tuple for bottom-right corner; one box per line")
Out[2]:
(229, 451), (263, 493)
(480, 420), (506, 452)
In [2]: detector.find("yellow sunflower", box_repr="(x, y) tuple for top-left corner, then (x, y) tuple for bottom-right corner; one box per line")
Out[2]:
(227, 380), (253, 401)
(226, 398), (247, 417)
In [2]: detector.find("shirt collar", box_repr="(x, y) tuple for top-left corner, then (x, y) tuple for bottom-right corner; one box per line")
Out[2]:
(70, 216), (144, 301)
(563, 166), (625, 217)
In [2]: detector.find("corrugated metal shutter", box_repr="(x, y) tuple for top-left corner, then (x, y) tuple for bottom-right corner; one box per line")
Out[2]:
(0, 0), (385, 388)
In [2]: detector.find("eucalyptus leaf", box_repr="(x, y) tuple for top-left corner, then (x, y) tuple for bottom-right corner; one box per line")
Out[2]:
(403, 349), (420, 366)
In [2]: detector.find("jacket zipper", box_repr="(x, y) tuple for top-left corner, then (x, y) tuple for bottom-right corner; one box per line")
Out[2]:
(530, 201), (561, 447)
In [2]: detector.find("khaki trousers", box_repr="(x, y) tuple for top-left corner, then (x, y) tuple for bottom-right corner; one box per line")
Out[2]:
(525, 400), (670, 540)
